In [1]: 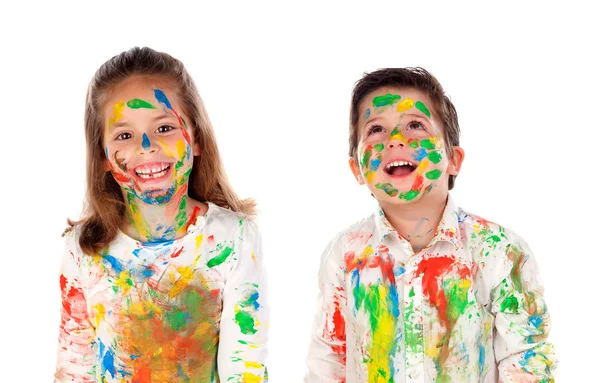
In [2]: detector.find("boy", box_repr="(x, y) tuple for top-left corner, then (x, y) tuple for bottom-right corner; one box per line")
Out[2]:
(305, 68), (556, 382)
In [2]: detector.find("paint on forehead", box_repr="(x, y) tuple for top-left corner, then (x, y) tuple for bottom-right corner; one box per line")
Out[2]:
(108, 100), (125, 127)
(372, 94), (401, 107)
(127, 99), (157, 109)
(142, 133), (151, 150)
(363, 108), (371, 120)
(396, 98), (415, 112)
(154, 89), (173, 111)
(415, 100), (431, 118)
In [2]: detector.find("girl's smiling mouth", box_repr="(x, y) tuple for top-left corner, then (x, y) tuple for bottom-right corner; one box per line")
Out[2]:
(133, 162), (172, 181)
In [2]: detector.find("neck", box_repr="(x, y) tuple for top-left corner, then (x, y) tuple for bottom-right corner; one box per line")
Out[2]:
(379, 193), (449, 253)
(122, 184), (201, 242)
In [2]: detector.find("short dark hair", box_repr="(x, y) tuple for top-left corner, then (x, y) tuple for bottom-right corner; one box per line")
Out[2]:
(349, 67), (460, 189)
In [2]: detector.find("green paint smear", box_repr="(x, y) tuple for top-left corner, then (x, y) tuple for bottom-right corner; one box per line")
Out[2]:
(501, 295), (520, 313)
(175, 195), (189, 230)
(403, 287), (423, 354)
(207, 246), (233, 268)
(401, 190), (420, 201)
(415, 100), (431, 117)
(409, 140), (419, 149)
(372, 94), (401, 107)
(361, 148), (372, 169)
(375, 183), (398, 197)
(427, 151), (443, 164)
(127, 99), (157, 109)
(235, 310), (257, 335)
(443, 278), (472, 324)
(420, 139), (435, 150)
(166, 309), (187, 331)
(373, 143), (384, 152)
(390, 127), (401, 137)
(426, 169), (442, 180)
(239, 288), (259, 309)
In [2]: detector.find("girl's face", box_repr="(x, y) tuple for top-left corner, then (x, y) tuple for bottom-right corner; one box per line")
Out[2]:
(103, 75), (199, 205)
(350, 86), (463, 204)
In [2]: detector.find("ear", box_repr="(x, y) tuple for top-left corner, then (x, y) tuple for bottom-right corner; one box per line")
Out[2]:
(348, 157), (365, 185)
(447, 146), (465, 175)
(193, 140), (201, 156)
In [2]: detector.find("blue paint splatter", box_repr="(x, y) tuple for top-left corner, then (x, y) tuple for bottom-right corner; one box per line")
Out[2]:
(99, 340), (116, 379)
(363, 108), (371, 120)
(413, 148), (427, 162)
(142, 133), (151, 150)
(529, 315), (543, 328)
(154, 89), (173, 112)
(370, 158), (381, 172)
(103, 254), (124, 274)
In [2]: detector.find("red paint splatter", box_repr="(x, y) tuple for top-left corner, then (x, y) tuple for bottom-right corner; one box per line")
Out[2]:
(410, 172), (424, 192)
(323, 292), (347, 360)
(185, 206), (202, 231)
(60, 274), (67, 293)
(170, 247), (184, 259)
(413, 256), (471, 329)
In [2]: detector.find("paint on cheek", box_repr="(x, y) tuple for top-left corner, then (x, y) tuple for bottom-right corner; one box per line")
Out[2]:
(363, 108), (371, 120)
(427, 151), (443, 164)
(408, 139), (419, 149)
(376, 183), (399, 197)
(415, 100), (431, 118)
(372, 94), (401, 107)
(373, 143), (384, 152)
(396, 98), (415, 112)
(426, 169), (442, 180)
(142, 133), (151, 150)
(413, 148), (427, 162)
(420, 139), (436, 150)
(127, 99), (157, 109)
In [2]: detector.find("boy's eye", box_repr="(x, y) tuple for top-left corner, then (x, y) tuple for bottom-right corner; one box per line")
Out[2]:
(407, 121), (425, 130)
(367, 125), (384, 135)
(116, 132), (132, 140)
(156, 125), (176, 134)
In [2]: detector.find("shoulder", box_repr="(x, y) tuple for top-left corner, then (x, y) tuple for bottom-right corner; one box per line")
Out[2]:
(319, 212), (378, 271)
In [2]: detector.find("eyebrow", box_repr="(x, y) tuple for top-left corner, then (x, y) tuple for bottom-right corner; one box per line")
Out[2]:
(110, 114), (178, 129)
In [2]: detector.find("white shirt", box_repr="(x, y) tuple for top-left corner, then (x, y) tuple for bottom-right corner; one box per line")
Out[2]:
(306, 197), (556, 382)
(55, 202), (268, 383)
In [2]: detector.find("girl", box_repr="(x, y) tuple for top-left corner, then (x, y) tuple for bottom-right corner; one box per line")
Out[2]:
(55, 47), (268, 383)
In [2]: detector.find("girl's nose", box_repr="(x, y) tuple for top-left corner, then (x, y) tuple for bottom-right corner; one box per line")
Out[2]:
(139, 133), (157, 154)
(389, 141), (405, 149)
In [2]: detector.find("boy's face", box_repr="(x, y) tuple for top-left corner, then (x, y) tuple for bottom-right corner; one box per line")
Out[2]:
(102, 75), (199, 205)
(349, 86), (464, 205)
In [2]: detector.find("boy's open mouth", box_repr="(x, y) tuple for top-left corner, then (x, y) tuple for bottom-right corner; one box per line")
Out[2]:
(134, 162), (172, 180)
(384, 160), (417, 177)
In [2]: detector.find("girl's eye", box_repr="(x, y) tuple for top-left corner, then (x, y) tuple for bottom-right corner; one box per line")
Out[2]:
(116, 132), (132, 140)
(367, 125), (384, 135)
(156, 125), (176, 134)
(407, 121), (425, 131)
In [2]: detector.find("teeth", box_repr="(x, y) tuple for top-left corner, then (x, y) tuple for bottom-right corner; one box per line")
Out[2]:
(385, 161), (413, 170)
(135, 163), (170, 177)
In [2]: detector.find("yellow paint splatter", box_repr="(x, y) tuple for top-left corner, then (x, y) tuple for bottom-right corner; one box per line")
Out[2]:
(251, 251), (256, 262)
(107, 100), (125, 128)
(415, 159), (429, 175)
(168, 265), (195, 298)
(195, 234), (204, 250)
(430, 135), (443, 149)
(390, 128), (408, 143)
(92, 303), (105, 328)
(244, 361), (263, 369)
(176, 140), (186, 158)
(158, 140), (176, 157)
(396, 98), (415, 112)
(115, 270), (132, 294)
(241, 372), (262, 383)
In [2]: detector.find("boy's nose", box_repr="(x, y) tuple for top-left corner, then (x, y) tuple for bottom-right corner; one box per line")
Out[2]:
(389, 141), (405, 149)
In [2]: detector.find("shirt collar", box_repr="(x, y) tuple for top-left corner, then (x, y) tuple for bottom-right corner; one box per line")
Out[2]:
(375, 195), (461, 250)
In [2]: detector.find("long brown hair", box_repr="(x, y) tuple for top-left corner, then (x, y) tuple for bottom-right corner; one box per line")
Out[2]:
(349, 67), (461, 190)
(67, 47), (255, 255)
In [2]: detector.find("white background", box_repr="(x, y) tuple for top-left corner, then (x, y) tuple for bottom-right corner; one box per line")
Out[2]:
(1, 1), (598, 381)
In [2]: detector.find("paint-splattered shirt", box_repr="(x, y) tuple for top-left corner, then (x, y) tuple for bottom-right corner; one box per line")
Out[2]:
(55, 203), (268, 383)
(306, 197), (556, 383)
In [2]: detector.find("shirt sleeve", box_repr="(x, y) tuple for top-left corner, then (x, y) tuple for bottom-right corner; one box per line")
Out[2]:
(218, 219), (269, 382)
(54, 230), (97, 382)
(490, 235), (558, 382)
(305, 235), (347, 383)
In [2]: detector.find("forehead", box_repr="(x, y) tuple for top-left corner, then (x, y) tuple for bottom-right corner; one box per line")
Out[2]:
(103, 75), (181, 113)
(359, 86), (435, 115)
